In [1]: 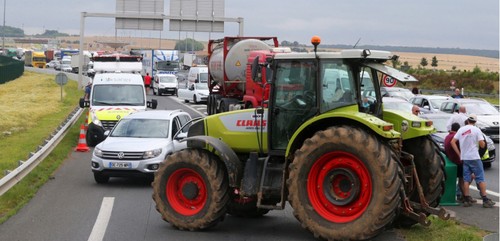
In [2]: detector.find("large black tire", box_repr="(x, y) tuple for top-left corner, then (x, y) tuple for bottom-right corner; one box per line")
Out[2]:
(396, 136), (445, 227)
(226, 196), (270, 218)
(287, 126), (402, 241)
(207, 95), (213, 115)
(152, 149), (229, 230)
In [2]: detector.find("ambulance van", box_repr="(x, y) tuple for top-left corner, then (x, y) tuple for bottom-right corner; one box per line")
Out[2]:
(80, 54), (158, 147)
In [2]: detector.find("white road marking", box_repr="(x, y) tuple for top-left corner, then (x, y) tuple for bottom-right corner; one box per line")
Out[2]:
(469, 185), (500, 198)
(171, 97), (207, 116)
(88, 197), (115, 241)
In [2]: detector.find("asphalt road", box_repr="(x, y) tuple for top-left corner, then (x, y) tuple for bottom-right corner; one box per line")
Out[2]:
(0, 92), (497, 241)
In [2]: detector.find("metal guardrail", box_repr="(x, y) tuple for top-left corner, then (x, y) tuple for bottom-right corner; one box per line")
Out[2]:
(419, 89), (499, 99)
(0, 107), (83, 196)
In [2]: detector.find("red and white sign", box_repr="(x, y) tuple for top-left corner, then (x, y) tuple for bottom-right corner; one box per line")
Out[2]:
(382, 75), (397, 87)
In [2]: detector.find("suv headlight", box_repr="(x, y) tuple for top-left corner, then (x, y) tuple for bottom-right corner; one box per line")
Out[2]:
(94, 147), (103, 157)
(143, 148), (162, 159)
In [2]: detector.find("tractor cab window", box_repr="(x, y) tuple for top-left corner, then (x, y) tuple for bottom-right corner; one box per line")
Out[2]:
(320, 62), (356, 112)
(270, 60), (316, 150)
(359, 69), (378, 113)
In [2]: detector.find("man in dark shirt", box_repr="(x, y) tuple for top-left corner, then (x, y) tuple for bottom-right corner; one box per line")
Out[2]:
(451, 88), (464, 98)
(444, 122), (469, 202)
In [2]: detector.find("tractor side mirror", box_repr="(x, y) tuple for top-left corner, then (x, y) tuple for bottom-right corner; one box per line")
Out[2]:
(251, 56), (261, 82)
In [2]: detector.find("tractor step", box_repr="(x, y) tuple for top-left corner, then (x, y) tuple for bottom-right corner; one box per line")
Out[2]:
(256, 155), (287, 210)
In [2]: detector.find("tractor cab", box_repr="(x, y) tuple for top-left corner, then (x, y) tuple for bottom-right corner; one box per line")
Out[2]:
(255, 38), (417, 152)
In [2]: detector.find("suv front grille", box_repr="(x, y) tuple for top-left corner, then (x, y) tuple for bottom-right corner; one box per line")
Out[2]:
(101, 151), (144, 160)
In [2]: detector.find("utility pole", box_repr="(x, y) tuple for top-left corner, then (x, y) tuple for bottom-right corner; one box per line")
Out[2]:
(2, 0), (6, 54)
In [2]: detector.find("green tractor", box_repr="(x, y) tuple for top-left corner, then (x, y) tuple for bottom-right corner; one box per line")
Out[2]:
(152, 37), (449, 240)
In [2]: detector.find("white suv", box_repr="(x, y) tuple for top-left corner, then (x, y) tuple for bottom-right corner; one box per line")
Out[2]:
(91, 110), (191, 183)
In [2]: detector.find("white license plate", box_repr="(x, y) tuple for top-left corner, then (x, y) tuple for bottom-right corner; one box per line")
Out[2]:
(109, 162), (131, 168)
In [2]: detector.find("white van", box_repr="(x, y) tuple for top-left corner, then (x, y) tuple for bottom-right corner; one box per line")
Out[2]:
(79, 73), (158, 146)
(187, 65), (208, 83)
(153, 73), (178, 96)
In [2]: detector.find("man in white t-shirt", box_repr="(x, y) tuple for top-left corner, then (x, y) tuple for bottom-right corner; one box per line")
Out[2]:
(446, 106), (468, 131)
(450, 114), (495, 208)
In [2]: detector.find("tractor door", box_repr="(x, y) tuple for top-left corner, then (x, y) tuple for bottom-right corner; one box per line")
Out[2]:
(268, 60), (317, 150)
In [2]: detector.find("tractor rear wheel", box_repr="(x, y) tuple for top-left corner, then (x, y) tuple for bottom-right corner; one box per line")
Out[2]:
(287, 126), (402, 240)
(152, 149), (229, 230)
(396, 136), (445, 227)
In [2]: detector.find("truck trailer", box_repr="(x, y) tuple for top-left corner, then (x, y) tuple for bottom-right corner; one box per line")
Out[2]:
(24, 50), (46, 68)
(131, 49), (180, 77)
(206, 37), (280, 115)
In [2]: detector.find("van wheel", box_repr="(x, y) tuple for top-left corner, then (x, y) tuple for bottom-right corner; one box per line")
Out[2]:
(193, 95), (198, 104)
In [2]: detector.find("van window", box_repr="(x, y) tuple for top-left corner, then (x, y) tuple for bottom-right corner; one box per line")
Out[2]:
(199, 73), (208, 82)
(92, 85), (145, 106)
(159, 76), (177, 83)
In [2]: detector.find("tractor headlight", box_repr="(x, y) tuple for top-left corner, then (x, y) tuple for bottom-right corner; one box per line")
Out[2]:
(411, 121), (422, 128)
(143, 148), (162, 159)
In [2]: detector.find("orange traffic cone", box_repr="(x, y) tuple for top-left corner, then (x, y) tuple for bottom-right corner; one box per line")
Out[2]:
(84, 110), (89, 130)
(75, 124), (90, 152)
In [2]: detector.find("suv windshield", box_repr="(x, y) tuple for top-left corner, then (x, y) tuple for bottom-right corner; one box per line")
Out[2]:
(92, 85), (145, 106)
(111, 119), (170, 138)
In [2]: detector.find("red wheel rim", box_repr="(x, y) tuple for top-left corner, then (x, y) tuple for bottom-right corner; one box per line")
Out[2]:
(166, 168), (207, 216)
(307, 151), (372, 223)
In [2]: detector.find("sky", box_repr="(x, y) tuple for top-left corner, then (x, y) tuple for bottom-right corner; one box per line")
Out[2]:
(2, 0), (499, 51)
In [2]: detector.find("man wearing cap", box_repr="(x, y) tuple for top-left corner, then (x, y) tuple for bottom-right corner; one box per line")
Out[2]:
(451, 114), (495, 208)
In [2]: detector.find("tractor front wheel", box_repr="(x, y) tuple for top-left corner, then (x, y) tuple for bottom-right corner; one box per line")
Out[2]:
(396, 136), (445, 227)
(287, 126), (402, 240)
(152, 149), (229, 230)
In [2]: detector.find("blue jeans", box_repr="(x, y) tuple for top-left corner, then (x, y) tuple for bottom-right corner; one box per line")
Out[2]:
(463, 159), (485, 183)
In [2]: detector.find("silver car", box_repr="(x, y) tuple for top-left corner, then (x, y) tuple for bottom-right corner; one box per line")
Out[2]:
(91, 110), (191, 183)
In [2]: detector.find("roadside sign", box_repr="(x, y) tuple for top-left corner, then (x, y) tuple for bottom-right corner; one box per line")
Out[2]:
(382, 75), (397, 87)
(55, 73), (68, 86)
(55, 73), (69, 102)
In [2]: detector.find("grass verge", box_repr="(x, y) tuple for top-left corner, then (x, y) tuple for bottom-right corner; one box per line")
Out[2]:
(0, 114), (84, 223)
(0, 71), (83, 223)
(400, 215), (489, 241)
